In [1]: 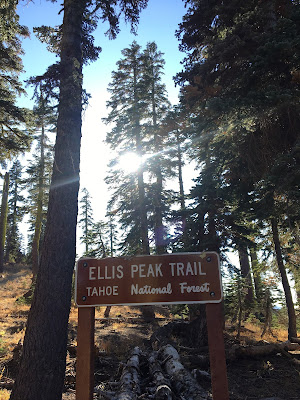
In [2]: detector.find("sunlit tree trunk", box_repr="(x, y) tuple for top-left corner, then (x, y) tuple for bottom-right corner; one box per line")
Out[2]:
(133, 61), (149, 255)
(151, 80), (165, 254)
(250, 247), (264, 302)
(238, 245), (254, 306)
(5, 165), (19, 263)
(176, 129), (185, 211)
(0, 172), (9, 273)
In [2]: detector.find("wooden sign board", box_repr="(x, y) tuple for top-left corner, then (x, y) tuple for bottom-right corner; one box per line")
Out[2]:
(75, 252), (222, 307)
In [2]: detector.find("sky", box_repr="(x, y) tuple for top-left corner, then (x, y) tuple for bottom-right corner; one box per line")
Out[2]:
(15, 1), (294, 296)
(16, 0), (197, 255)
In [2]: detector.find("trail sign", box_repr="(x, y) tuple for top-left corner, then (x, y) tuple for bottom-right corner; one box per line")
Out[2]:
(75, 252), (229, 400)
(75, 252), (222, 307)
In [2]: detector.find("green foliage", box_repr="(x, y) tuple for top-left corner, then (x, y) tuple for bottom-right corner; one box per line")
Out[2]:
(79, 188), (95, 255)
(5, 160), (25, 263)
(174, 1), (300, 337)
(16, 293), (33, 305)
(0, 0), (32, 164)
(170, 304), (189, 318)
(0, 172), (9, 271)
(0, 337), (8, 357)
(104, 41), (180, 255)
(24, 88), (55, 271)
(85, 220), (110, 258)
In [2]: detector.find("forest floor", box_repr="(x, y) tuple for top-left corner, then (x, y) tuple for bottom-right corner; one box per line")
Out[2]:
(1, 264), (300, 400)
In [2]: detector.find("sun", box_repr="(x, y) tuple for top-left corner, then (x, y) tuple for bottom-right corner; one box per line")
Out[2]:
(118, 152), (143, 173)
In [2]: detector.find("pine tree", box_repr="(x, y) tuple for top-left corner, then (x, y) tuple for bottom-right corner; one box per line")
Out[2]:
(105, 41), (175, 255)
(0, 172), (9, 272)
(158, 107), (189, 251)
(176, 0), (300, 339)
(0, 0), (32, 162)
(142, 42), (170, 254)
(87, 220), (109, 258)
(106, 210), (118, 257)
(79, 188), (94, 255)
(5, 160), (25, 264)
(25, 88), (56, 277)
(105, 41), (150, 255)
(10, 2), (148, 399)
(106, 168), (145, 255)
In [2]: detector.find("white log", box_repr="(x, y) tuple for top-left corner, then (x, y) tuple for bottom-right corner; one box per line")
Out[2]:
(159, 345), (208, 400)
(116, 347), (141, 400)
(148, 352), (172, 400)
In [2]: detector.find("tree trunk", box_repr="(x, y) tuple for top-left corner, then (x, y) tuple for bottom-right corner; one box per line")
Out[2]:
(132, 60), (155, 322)
(5, 172), (17, 263)
(271, 217), (297, 339)
(10, 1), (85, 399)
(109, 213), (114, 256)
(187, 305), (208, 347)
(250, 247), (264, 301)
(176, 129), (185, 210)
(0, 172), (9, 273)
(136, 152), (149, 256)
(151, 74), (165, 255)
(32, 116), (45, 278)
(238, 246), (254, 306)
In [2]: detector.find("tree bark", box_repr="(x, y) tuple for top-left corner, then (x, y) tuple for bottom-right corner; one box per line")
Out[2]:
(32, 114), (45, 278)
(132, 57), (150, 256)
(0, 172), (9, 273)
(149, 351), (172, 400)
(250, 247), (264, 301)
(116, 347), (141, 400)
(176, 129), (185, 210)
(238, 245), (254, 305)
(227, 341), (300, 360)
(133, 61), (155, 322)
(10, 1), (85, 399)
(151, 73), (165, 255)
(271, 217), (297, 339)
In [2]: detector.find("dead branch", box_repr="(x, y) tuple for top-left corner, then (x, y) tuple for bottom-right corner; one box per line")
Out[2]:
(0, 376), (14, 390)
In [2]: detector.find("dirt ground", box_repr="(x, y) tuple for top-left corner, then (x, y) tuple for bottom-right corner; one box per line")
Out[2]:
(1, 264), (300, 400)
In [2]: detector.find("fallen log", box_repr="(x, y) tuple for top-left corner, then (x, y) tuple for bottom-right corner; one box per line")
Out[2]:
(148, 351), (172, 400)
(278, 348), (300, 365)
(181, 354), (210, 369)
(290, 337), (300, 345)
(159, 344), (208, 400)
(97, 347), (141, 400)
(116, 346), (141, 400)
(227, 341), (300, 360)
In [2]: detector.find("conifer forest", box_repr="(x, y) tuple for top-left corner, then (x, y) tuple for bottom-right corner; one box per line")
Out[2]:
(0, 1), (300, 400)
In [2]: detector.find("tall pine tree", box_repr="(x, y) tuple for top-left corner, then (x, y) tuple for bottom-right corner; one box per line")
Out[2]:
(10, 1), (148, 399)
(176, 0), (300, 338)
(0, 0), (32, 163)
(5, 160), (25, 264)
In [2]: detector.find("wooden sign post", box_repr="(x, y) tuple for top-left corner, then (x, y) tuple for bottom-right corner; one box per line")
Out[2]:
(75, 252), (229, 400)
